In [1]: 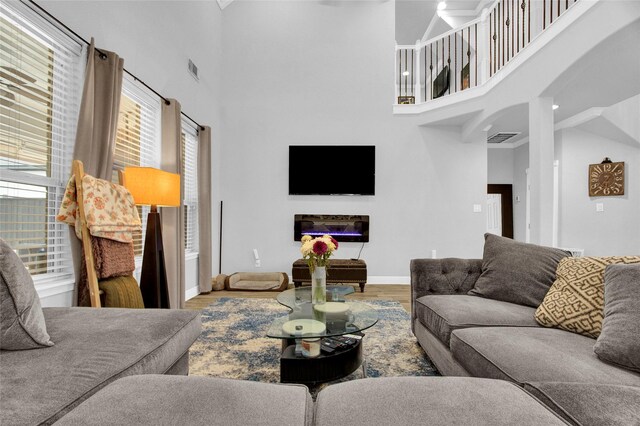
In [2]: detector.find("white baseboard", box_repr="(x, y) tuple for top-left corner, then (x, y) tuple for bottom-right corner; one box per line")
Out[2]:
(185, 286), (200, 301)
(366, 276), (410, 285)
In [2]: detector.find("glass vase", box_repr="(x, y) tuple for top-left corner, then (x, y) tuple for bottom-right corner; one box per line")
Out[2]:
(312, 266), (327, 304)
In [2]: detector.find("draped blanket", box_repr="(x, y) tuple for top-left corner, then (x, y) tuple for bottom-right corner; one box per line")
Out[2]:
(56, 175), (141, 243)
(77, 237), (136, 307)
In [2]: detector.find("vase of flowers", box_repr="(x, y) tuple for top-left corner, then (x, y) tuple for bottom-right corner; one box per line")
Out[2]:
(311, 266), (327, 305)
(300, 234), (339, 304)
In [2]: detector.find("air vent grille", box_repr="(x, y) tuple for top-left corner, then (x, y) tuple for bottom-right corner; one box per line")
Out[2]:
(188, 59), (199, 80)
(487, 132), (520, 144)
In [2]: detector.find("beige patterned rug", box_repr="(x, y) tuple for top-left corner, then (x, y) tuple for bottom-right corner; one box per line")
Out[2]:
(189, 297), (439, 386)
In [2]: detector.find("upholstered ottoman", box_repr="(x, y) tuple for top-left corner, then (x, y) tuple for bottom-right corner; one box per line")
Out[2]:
(314, 377), (568, 426)
(292, 259), (367, 292)
(55, 375), (313, 426)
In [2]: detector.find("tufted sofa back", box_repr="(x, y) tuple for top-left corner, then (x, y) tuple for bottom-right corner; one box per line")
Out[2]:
(410, 258), (483, 327)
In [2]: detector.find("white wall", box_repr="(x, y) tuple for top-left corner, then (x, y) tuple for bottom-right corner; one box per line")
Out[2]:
(36, 0), (223, 305)
(488, 149), (515, 184)
(556, 128), (640, 255)
(185, 256), (200, 299)
(220, 1), (488, 278)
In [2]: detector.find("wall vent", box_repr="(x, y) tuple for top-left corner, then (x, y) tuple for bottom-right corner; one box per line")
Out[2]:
(188, 59), (199, 81)
(487, 132), (520, 144)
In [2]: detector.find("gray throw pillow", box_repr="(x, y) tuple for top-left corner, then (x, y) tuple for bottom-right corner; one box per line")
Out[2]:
(468, 234), (571, 307)
(0, 238), (54, 350)
(594, 264), (640, 372)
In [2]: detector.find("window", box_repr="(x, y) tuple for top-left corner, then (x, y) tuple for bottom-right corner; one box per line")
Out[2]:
(0, 3), (82, 281)
(112, 77), (161, 258)
(181, 122), (198, 255)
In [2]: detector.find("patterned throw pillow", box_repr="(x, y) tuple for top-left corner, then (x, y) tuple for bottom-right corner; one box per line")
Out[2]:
(535, 256), (640, 338)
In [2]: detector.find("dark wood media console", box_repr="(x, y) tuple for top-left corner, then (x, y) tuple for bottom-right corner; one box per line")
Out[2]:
(292, 259), (368, 292)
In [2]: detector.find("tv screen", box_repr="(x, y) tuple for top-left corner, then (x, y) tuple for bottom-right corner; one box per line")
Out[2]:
(289, 145), (375, 195)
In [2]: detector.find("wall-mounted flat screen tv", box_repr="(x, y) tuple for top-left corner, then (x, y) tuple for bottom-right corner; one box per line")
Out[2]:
(289, 145), (375, 195)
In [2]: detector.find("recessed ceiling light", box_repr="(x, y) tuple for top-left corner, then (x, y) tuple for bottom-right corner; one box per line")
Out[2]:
(437, 1), (447, 10)
(553, 104), (559, 110)
(402, 71), (410, 76)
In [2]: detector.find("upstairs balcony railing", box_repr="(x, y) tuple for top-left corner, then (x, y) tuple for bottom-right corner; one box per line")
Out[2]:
(396, 0), (579, 105)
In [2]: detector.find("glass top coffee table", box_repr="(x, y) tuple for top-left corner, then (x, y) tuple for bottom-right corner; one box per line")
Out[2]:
(267, 286), (378, 385)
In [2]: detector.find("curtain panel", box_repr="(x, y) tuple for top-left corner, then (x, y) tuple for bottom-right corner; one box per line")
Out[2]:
(198, 126), (213, 293)
(161, 100), (186, 309)
(70, 39), (124, 306)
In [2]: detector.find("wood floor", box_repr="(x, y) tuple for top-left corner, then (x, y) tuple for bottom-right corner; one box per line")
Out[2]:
(185, 284), (412, 313)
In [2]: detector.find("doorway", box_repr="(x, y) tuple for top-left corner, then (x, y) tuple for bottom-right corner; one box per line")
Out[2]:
(487, 184), (514, 239)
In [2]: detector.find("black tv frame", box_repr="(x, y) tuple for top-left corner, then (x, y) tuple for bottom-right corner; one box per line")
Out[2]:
(288, 145), (375, 196)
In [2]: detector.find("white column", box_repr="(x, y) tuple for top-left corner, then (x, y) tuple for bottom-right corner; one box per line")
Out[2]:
(394, 46), (400, 103)
(528, 96), (555, 246)
(414, 41), (422, 103)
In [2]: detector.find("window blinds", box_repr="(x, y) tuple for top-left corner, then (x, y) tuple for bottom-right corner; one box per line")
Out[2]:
(181, 122), (199, 254)
(0, 3), (82, 280)
(113, 77), (162, 258)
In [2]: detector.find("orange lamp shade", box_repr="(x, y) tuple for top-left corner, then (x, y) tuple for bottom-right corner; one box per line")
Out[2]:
(123, 167), (180, 207)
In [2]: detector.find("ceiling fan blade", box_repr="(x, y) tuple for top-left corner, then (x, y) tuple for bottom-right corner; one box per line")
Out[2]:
(0, 66), (38, 84)
(0, 88), (16, 108)
(9, 85), (49, 104)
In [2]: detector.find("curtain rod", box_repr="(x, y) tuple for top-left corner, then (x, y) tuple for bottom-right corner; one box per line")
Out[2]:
(26, 0), (205, 131)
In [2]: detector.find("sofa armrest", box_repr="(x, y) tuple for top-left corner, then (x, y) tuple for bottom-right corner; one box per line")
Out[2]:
(410, 258), (482, 329)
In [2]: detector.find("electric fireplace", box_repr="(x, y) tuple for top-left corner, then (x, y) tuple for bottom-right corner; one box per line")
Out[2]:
(294, 215), (369, 243)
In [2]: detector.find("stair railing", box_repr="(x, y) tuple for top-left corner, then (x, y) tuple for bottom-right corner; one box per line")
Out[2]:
(395, 0), (580, 105)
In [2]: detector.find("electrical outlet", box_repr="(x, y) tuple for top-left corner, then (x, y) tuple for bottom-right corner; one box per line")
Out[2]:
(255, 260), (261, 268)
(596, 203), (604, 212)
(473, 204), (482, 213)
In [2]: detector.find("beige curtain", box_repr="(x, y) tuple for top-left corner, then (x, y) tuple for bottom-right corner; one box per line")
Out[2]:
(161, 99), (185, 309)
(70, 39), (124, 305)
(198, 126), (213, 293)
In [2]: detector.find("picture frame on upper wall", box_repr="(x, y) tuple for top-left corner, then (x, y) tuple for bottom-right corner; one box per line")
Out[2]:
(397, 96), (415, 105)
(588, 159), (625, 197)
(461, 63), (470, 90)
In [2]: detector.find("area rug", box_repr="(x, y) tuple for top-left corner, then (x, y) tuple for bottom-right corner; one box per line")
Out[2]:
(189, 297), (439, 386)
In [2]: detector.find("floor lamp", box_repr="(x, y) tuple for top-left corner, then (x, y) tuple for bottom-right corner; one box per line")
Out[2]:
(123, 167), (180, 309)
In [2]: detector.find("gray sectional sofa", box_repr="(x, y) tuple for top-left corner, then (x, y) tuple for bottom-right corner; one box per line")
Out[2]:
(4, 256), (638, 424)
(2, 304), (571, 426)
(411, 258), (640, 426)
(0, 307), (201, 425)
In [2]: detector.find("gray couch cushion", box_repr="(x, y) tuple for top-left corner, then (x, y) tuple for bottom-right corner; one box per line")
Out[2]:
(315, 377), (567, 426)
(55, 375), (313, 426)
(0, 307), (201, 426)
(450, 327), (640, 387)
(415, 295), (539, 346)
(594, 264), (640, 372)
(468, 233), (570, 307)
(524, 382), (640, 426)
(0, 238), (53, 350)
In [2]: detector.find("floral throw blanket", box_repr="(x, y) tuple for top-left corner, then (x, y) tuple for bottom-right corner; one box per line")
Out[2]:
(56, 175), (141, 243)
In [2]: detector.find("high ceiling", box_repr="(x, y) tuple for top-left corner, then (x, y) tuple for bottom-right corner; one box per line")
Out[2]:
(395, 0), (485, 45)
